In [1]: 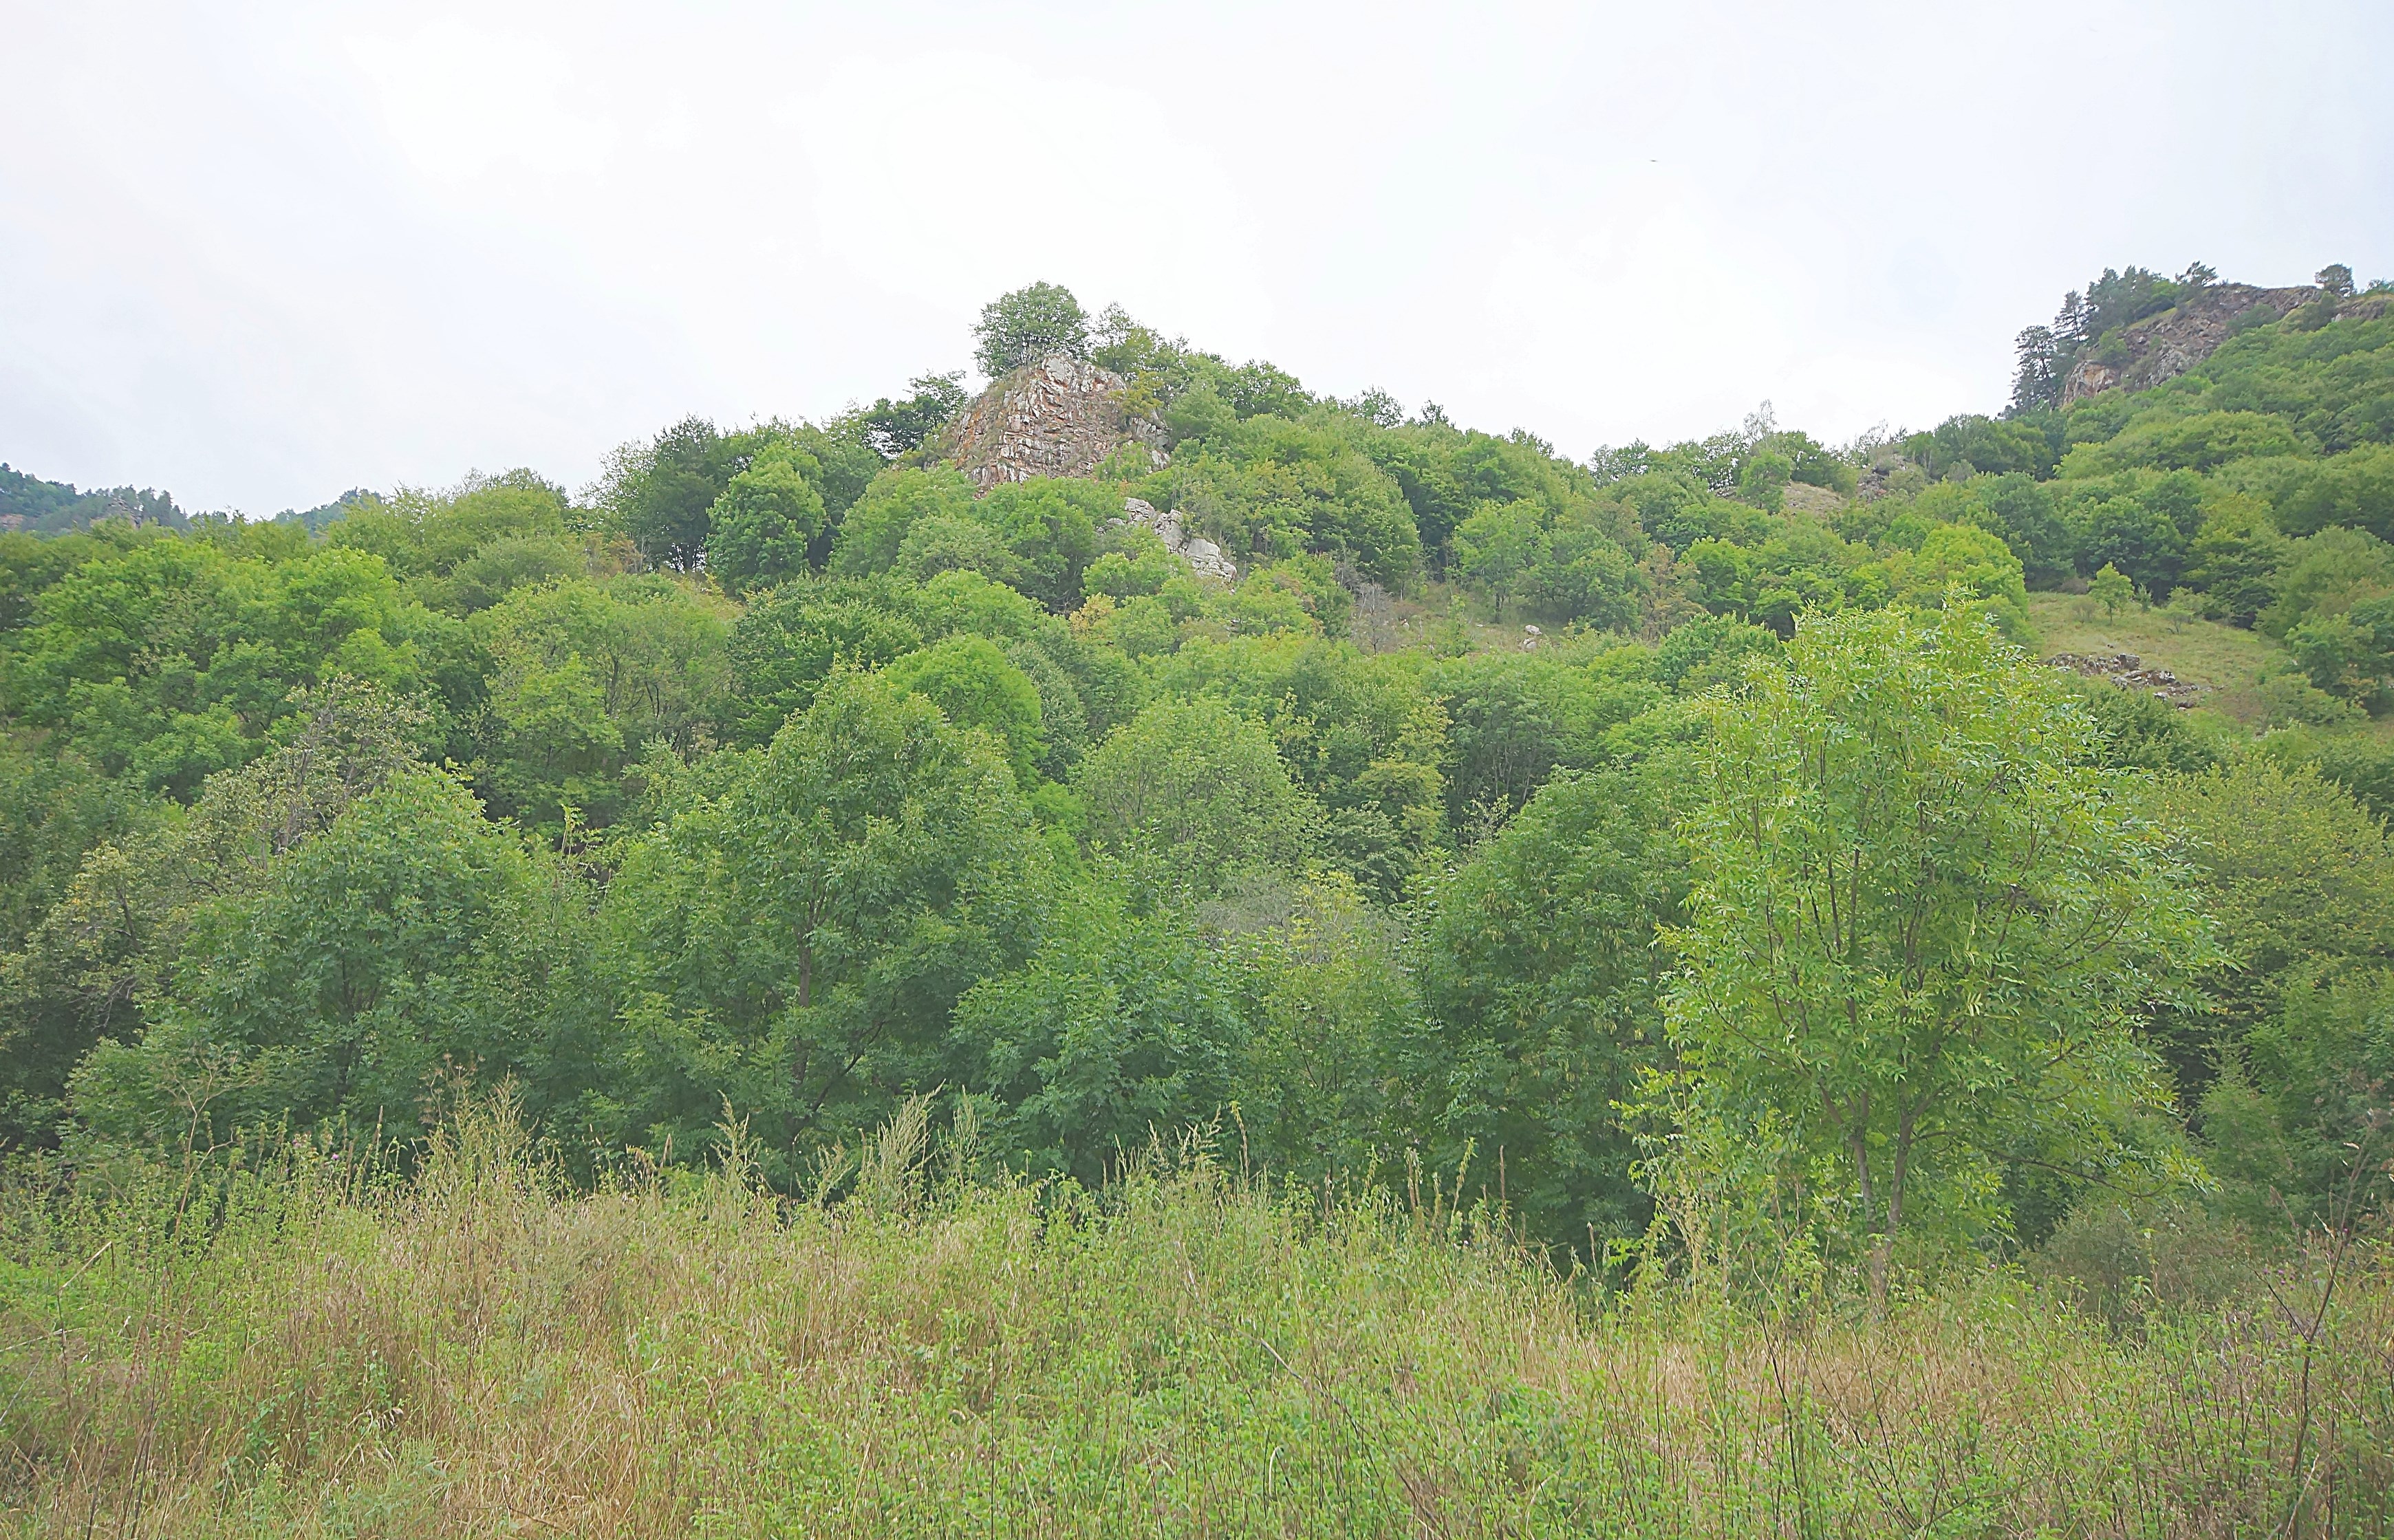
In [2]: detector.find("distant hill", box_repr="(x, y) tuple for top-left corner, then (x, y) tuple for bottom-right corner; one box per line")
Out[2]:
(0, 464), (376, 536)
(0, 463), (185, 534)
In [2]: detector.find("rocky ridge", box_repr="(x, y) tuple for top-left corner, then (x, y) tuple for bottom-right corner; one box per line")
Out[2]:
(941, 354), (1170, 493)
(2059, 283), (2315, 406)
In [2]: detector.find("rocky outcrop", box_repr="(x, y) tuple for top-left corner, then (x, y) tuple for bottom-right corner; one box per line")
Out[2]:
(2059, 283), (2314, 406)
(1116, 497), (1236, 582)
(942, 354), (1170, 493)
(2047, 651), (2203, 708)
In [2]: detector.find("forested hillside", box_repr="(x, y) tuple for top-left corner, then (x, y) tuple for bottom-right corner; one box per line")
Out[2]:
(6, 268), (2394, 1247)
(10, 266), (2394, 1532)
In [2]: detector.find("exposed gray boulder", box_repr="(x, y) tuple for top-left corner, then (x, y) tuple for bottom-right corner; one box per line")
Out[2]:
(1117, 497), (1236, 583)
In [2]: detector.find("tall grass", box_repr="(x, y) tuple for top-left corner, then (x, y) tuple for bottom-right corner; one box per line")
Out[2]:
(3, 1099), (2388, 1537)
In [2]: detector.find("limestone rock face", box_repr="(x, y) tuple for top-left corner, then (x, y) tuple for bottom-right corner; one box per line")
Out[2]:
(942, 354), (1170, 493)
(2059, 283), (2314, 406)
(1117, 497), (1236, 583)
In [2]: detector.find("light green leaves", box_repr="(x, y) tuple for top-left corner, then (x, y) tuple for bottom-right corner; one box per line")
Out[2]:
(1663, 605), (2217, 1281)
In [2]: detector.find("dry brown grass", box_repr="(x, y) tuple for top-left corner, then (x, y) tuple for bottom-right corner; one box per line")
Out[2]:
(4, 1103), (2390, 1537)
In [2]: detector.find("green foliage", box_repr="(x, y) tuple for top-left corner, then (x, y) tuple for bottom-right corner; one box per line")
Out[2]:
(830, 466), (978, 578)
(1150, 636), (1446, 900)
(1878, 522), (2034, 638)
(2179, 492), (2287, 624)
(2201, 970), (2394, 1226)
(1230, 874), (1424, 1185)
(2288, 596), (2394, 702)
(1, 684), (427, 1146)
(1734, 446), (1792, 511)
(953, 879), (1242, 1185)
(596, 671), (1048, 1178)
(725, 575), (923, 745)
(853, 371), (969, 459)
(965, 477), (1113, 611)
(2272, 443), (2394, 541)
(1430, 649), (1661, 836)
(706, 444), (828, 596)
(1677, 521), (1877, 636)
(832, 470), (1111, 613)
(2062, 473), (2199, 599)
(2168, 758), (2394, 1034)
(2258, 525), (2394, 638)
(1665, 607), (2214, 1286)
(1901, 414), (2062, 481)
(2059, 410), (2303, 477)
(2261, 724), (2394, 822)
(468, 574), (732, 829)
(1421, 768), (1685, 1246)
(2, 526), (453, 796)
(597, 418), (877, 576)
(2089, 561), (2135, 615)
(2064, 677), (2218, 776)
(597, 415), (736, 571)
(1363, 422), (1613, 564)
(71, 767), (572, 1150)
(973, 281), (1090, 378)
(1074, 697), (1311, 892)
(1452, 499), (1641, 627)
(885, 634), (1046, 781)
(327, 470), (572, 597)
(19, 271), (2394, 1321)
(2168, 755), (2394, 1223)
(2011, 265), (2192, 415)
(1152, 414), (1423, 589)
(0, 462), (187, 534)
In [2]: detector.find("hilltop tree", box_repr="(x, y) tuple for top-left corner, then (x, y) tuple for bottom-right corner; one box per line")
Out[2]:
(600, 416), (734, 572)
(974, 282), (1090, 378)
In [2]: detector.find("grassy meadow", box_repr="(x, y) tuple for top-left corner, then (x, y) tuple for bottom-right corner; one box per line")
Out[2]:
(3, 1102), (2388, 1539)
(2026, 592), (2293, 726)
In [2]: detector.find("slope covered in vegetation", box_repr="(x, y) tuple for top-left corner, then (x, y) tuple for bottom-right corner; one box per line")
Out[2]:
(6, 269), (2394, 1532)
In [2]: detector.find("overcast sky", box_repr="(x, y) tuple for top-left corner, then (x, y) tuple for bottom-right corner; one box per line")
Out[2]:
(6, 0), (2390, 515)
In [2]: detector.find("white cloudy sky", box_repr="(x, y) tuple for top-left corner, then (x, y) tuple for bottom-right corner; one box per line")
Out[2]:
(5, 0), (2389, 514)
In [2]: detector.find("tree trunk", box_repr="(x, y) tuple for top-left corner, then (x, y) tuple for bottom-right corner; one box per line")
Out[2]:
(1872, 1102), (1922, 1312)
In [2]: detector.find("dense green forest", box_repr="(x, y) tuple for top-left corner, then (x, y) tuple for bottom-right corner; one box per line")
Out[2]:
(10, 268), (2394, 1534)
(5, 268), (2394, 1268)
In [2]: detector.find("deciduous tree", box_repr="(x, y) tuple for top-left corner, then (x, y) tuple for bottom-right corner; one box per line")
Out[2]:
(1664, 606), (2212, 1297)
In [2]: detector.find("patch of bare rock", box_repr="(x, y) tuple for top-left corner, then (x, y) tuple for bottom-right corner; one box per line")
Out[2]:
(2059, 284), (2313, 405)
(940, 354), (1170, 493)
(1117, 497), (1236, 583)
(2046, 651), (2204, 708)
